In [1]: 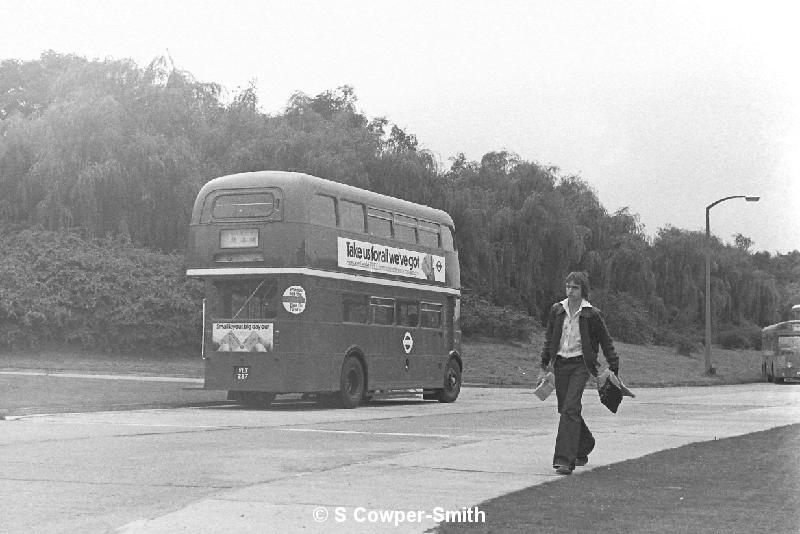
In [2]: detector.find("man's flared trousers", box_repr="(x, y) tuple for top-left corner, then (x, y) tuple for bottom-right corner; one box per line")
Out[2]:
(552, 356), (595, 468)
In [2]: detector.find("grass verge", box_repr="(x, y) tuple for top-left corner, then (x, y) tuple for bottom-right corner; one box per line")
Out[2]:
(433, 424), (800, 534)
(0, 336), (764, 387)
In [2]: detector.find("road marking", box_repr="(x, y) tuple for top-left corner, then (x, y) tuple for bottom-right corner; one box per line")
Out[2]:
(0, 370), (202, 383)
(284, 428), (452, 438)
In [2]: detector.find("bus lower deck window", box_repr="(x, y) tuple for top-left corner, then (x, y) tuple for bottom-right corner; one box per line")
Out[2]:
(214, 279), (278, 319)
(370, 297), (395, 325)
(343, 294), (368, 323)
(397, 301), (419, 327)
(420, 302), (443, 329)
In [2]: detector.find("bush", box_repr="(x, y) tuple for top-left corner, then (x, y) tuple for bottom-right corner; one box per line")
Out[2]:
(0, 229), (203, 354)
(591, 290), (654, 345)
(675, 336), (697, 357)
(460, 293), (536, 342)
(717, 325), (762, 350)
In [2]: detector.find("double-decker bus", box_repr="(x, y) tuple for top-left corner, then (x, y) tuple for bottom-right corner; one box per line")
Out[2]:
(186, 171), (462, 408)
(761, 305), (800, 383)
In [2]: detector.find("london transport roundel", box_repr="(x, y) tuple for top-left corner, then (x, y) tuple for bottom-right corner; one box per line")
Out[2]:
(282, 286), (306, 314)
(402, 331), (414, 354)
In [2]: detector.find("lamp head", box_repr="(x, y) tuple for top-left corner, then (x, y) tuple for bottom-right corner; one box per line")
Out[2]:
(745, 196), (760, 202)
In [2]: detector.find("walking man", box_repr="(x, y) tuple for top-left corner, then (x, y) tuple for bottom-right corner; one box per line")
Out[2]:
(538, 271), (619, 475)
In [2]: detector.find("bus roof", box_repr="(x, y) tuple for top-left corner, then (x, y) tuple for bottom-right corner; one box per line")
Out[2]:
(191, 171), (454, 226)
(762, 320), (800, 335)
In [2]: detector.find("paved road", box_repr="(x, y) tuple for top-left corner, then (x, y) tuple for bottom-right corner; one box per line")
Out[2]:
(1, 383), (798, 533)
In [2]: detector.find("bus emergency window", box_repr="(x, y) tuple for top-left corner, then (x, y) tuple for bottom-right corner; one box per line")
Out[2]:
(397, 301), (419, 327)
(340, 200), (365, 232)
(311, 194), (337, 227)
(394, 214), (417, 244)
(367, 207), (392, 238)
(441, 226), (455, 251)
(420, 302), (443, 329)
(213, 193), (274, 219)
(370, 297), (395, 325)
(343, 294), (368, 323)
(418, 220), (439, 248)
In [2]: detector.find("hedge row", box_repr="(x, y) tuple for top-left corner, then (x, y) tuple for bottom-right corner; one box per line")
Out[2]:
(0, 229), (203, 353)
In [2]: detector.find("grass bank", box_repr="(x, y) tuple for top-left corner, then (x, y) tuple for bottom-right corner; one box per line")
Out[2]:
(0, 336), (763, 388)
(462, 336), (763, 388)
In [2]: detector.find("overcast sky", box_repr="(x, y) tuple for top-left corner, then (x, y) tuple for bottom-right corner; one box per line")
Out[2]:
(3, 0), (798, 253)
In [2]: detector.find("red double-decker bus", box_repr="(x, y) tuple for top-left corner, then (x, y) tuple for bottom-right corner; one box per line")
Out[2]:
(761, 305), (800, 383)
(186, 171), (462, 408)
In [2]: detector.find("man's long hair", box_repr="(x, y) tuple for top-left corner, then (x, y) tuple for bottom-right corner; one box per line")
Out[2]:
(565, 271), (590, 299)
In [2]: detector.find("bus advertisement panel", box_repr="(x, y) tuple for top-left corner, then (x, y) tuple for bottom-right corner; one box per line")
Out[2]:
(337, 237), (445, 282)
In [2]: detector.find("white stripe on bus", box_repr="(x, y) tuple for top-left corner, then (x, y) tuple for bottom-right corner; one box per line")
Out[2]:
(185, 267), (461, 295)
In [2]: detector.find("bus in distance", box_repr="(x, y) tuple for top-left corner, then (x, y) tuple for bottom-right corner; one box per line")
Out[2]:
(186, 171), (462, 408)
(761, 309), (800, 384)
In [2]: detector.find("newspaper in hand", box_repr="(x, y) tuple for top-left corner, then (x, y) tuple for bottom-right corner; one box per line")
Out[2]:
(533, 372), (555, 400)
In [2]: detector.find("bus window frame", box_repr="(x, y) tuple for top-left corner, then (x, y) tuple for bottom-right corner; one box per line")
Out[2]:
(201, 187), (283, 224)
(367, 207), (393, 238)
(370, 296), (396, 326)
(310, 193), (338, 228)
(339, 199), (366, 233)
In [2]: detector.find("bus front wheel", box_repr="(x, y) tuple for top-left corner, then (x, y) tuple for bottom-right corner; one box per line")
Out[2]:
(339, 356), (365, 409)
(436, 358), (462, 403)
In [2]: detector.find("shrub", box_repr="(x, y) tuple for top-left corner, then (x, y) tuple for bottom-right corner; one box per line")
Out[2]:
(460, 293), (536, 341)
(675, 336), (697, 357)
(590, 290), (654, 345)
(717, 325), (762, 350)
(0, 229), (203, 354)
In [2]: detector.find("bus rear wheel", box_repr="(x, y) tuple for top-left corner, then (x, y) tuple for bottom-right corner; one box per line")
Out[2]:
(436, 358), (462, 403)
(339, 356), (365, 409)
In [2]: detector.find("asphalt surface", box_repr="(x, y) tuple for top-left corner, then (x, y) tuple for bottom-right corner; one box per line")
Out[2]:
(1, 376), (798, 533)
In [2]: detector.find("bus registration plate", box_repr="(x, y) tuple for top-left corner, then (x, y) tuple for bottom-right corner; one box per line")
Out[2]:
(235, 366), (250, 380)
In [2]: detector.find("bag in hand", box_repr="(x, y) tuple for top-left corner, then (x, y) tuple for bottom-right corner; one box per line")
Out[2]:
(598, 376), (623, 413)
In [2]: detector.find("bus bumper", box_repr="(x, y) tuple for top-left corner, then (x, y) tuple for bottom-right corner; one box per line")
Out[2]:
(203, 352), (342, 393)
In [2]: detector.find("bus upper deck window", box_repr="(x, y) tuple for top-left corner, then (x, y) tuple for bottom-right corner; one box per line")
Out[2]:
(394, 214), (417, 244)
(418, 220), (439, 248)
(440, 226), (455, 251)
(213, 193), (275, 219)
(368, 207), (392, 238)
(340, 200), (365, 232)
(311, 194), (337, 227)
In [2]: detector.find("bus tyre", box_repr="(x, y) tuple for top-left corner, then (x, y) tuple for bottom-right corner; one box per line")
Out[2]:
(339, 356), (365, 409)
(436, 358), (462, 403)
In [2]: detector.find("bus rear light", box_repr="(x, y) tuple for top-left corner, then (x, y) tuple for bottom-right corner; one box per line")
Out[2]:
(220, 228), (259, 248)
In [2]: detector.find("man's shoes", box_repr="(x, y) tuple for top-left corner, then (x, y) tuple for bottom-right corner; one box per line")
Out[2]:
(554, 464), (573, 475)
(574, 457), (588, 467)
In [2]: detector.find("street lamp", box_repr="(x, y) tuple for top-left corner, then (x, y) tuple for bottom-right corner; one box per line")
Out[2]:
(704, 195), (760, 375)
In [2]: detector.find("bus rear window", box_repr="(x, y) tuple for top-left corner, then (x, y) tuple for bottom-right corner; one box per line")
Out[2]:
(213, 193), (275, 219)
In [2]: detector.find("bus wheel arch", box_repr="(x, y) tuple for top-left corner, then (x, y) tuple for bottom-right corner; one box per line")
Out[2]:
(339, 351), (367, 409)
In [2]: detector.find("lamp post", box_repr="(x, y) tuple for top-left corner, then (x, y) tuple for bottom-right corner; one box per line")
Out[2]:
(704, 195), (760, 375)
